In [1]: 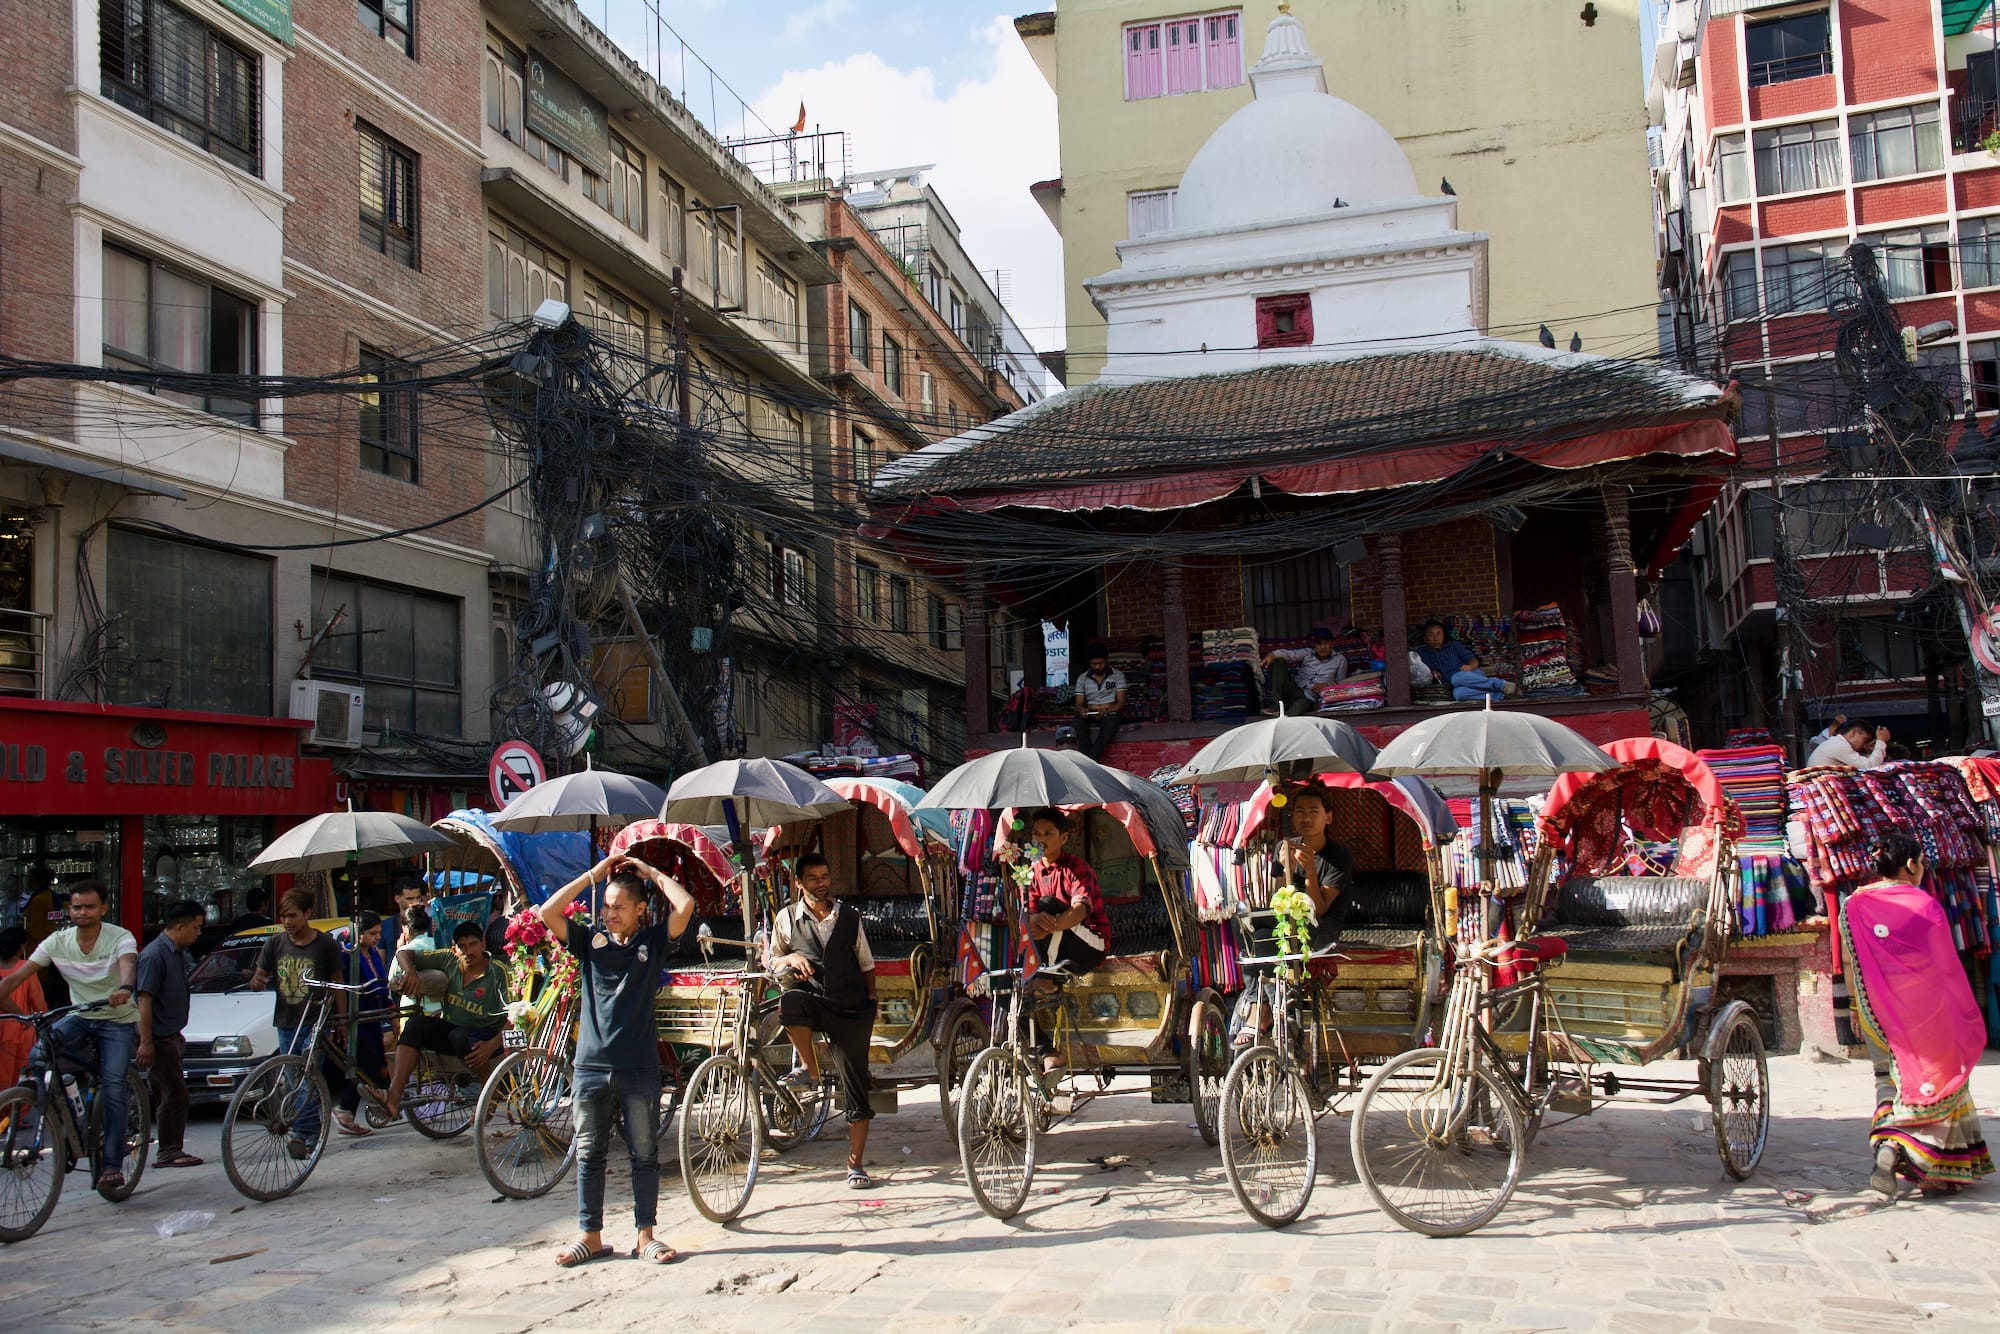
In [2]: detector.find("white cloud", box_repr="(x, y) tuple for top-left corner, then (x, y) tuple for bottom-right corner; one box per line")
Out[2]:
(750, 16), (1064, 355)
(779, 0), (853, 43)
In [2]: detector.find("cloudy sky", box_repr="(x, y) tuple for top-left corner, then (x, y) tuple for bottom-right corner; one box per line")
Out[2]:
(601, 2), (1064, 351)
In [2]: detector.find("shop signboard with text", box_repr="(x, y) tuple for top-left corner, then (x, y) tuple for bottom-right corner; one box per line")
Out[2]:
(524, 50), (611, 178)
(217, 0), (294, 44)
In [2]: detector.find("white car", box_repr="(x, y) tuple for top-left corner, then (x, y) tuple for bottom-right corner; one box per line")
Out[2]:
(183, 922), (354, 1104)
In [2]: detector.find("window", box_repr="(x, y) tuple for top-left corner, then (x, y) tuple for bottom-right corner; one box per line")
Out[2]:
(929, 598), (962, 651)
(1255, 293), (1313, 348)
(848, 301), (872, 367)
(1721, 250), (1760, 321)
(688, 205), (713, 287)
(483, 36), (523, 141)
(717, 222), (741, 307)
(782, 548), (808, 609)
(1751, 119), (1841, 196)
(1765, 357), (1845, 436)
(948, 291), (965, 338)
(106, 528), (270, 715)
(853, 429), (874, 489)
(99, 0), (259, 173)
(1865, 226), (1951, 299)
(486, 223), (568, 323)
(1245, 550), (1348, 642)
(603, 133), (645, 234)
(735, 668), (761, 735)
(855, 559), (879, 622)
(888, 575), (911, 633)
(659, 173), (687, 268)
(757, 260), (799, 349)
(1744, 9), (1831, 87)
(101, 244), (259, 424)
(358, 124), (417, 267)
(882, 335), (903, 396)
(579, 282), (649, 377)
(357, 0), (414, 56)
(1124, 10), (1242, 100)
(1129, 188), (1178, 239)
(1762, 241), (1845, 315)
(1851, 103), (1942, 183)
(358, 347), (418, 482)
(1715, 134), (1750, 203)
(922, 266), (943, 313)
(1972, 341), (2000, 413)
(1965, 216), (2000, 290)
(919, 371), (935, 420)
(1839, 618), (1924, 681)
(310, 571), (462, 736)
(1782, 482), (1914, 556)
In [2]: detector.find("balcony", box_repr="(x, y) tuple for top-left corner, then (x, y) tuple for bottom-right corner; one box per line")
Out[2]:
(1953, 93), (1999, 154)
(1747, 51), (1832, 89)
(0, 609), (52, 698)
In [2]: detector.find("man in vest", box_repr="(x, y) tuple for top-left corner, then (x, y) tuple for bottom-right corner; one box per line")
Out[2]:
(769, 851), (879, 1189)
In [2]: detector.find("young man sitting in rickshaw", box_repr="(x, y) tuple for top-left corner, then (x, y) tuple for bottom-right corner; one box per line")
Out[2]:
(384, 919), (509, 1118)
(769, 852), (881, 1189)
(1010, 809), (1114, 1073)
(1237, 783), (1354, 1046)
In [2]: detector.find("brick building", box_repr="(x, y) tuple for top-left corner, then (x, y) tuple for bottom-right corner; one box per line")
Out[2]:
(1650, 0), (2000, 750)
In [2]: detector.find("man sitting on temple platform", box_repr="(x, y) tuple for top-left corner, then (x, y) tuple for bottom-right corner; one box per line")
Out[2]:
(1260, 626), (1348, 715)
(1416, 620), (1516, 702)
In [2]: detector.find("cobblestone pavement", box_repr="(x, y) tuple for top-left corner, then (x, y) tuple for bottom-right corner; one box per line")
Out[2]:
(5, 1052), (1998, 1333)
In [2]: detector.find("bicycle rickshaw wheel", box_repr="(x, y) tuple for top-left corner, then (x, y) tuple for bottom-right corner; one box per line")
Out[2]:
(958, 1046), (1038, 1220)
(89, 1072), (151, 1201)
(475, 1048), (576, 1200)
(1709, 1009), (1770, 1180)
(1351, 1047), (1526, 1237)
(223, 1055), (332, 1203)
(0, 1086), (62, 1242)
(679, 1054), (763, 1224)
(1219, 1044), (1319, 1228)
(655, 1070), (684, 1144)
(405, 1063), (478, 1139)
(1188, 989), (1231, 1148)
(935, 999), (988, 1148)
(752, 1010), (830, 1152)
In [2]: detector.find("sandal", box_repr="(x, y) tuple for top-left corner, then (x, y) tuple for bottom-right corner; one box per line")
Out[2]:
(634, 1239), (679, 1264)
(846, 1166), (874, 1190)
(335, 1113), (372, 1137)
(155, 1150), (204, 1167)
(555, 1240), (613, 1268)
(96, 1169), (124, 1192)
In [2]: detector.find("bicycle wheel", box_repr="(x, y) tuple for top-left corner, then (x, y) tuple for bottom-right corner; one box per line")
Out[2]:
(754, 1011), (830, 1152)
(1188, 989), (1230, 1148)
(655, 1067), (684, 1144)
(957, 1046), (1038, 1220)
(1351, 1047), (1526, 1237)
(405, 1064), (478, 1139)
(475, 1049), (576, 1200)
(935, 998), (988, 1148)
(678, 1055), (763, 1224)
(1219, 1045), (1319, 1228)
(0, 1086), (63, 1242)
(1709, 1009), (1770, 1181)
(223, 1055), (332, 1203)
(88, 1072), (151, 1201)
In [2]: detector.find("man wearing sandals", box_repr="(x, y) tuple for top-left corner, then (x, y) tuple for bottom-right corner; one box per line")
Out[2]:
(539, 855), (695, 1268)
(136, 899), (205, 1169)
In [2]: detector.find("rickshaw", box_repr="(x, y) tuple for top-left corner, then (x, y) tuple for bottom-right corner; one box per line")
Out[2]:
(1207, 772), (1457, 1226)
(430, 808), (593, 911)
(1349, 735), (1771, 1236)
(953, 773), (1232, 1220)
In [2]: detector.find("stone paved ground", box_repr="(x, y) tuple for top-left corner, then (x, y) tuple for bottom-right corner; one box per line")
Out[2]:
(5, 1051), (1999, 1332)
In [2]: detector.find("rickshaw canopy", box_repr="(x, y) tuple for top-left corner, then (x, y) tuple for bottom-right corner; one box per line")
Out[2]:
(609, 819), (737, 894)
(432, 808), (594, 905)
(1538, 737), (1741, 878)
(1238, 772), (1459, 848)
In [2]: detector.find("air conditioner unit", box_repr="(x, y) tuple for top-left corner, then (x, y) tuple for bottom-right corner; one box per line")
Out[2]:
(289, 680), (366, 748)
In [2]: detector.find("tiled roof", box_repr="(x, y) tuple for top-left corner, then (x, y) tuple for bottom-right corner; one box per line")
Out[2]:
(872, 342), (1727, 502)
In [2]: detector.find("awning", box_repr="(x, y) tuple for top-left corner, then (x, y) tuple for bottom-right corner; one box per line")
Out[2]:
(1943, 1), (1993, 38)
(0, 434), (186, 499)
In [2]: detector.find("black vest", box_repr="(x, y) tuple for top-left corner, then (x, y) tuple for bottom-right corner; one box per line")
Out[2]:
(790, 900), (871, 1016)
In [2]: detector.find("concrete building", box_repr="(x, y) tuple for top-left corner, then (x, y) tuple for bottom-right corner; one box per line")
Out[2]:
(1015, 0), (1662, 384)
(1649, 0), (2000, 748)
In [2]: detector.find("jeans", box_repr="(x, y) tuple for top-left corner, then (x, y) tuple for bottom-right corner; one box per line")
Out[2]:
(1078, 714), (1120, 760)
(51, 1015), (136, 1173)
(574, 1067), (662, 1233)
(1449, 669), (1508, 701)
(275, 1026), (326, 1143)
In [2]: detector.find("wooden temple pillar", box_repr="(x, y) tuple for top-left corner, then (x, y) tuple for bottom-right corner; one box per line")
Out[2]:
(1162, 558), (1193, 722)
(963, 569), (991, 735)
(1600, 485), (1647, 697)
(1379, 534), (1411, 708)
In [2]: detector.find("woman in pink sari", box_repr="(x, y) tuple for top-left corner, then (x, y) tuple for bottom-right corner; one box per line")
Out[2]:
(1839, 833), (1992, 1196)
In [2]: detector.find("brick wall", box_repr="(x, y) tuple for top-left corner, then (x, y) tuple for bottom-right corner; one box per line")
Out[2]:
(1747, 72), (1836, 123)
(1958, 169), (2000, 212)
(1840, 0), (1939, 107)
(1348, 517), (1499, 641)
(1103, 554), (1244, 643)
(0, 4), (76, 438)
(1713, 207), (1754, 249)
(1759, 193), (1847, 237)
(1967, 291), (2000, 336)
(1853, 178), (1947, 228)
(1702, 16), (1743, 129)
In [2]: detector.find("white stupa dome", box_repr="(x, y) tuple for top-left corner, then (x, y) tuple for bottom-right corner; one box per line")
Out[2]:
(1173, 8), (1419, 233)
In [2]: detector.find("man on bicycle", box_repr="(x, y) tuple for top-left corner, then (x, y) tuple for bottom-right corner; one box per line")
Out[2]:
(384, 919), (508, 1119)
(0, 880), (139, 1192)
(769, 852), (879, 1189)
(247, 889), (345, 1156)
(538, 854), (695, 1268)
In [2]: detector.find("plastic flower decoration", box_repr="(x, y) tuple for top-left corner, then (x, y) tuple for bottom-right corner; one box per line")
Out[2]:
(1269, 885), (1316, 981)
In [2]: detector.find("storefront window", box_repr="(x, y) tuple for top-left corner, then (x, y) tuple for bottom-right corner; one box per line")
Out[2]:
(0, 820), (123, 930)
(142, 815), (270, 930)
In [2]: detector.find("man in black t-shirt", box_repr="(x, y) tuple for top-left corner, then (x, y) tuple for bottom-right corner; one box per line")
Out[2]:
(538, 855), (693, 1269)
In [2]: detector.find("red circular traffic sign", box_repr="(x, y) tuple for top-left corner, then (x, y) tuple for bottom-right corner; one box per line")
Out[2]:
(488, 739), (546, 810)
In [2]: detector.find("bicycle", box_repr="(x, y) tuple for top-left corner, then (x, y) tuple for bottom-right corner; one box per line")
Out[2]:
(0, 1001), (154, 1242)
(220, 979), (488, 1202)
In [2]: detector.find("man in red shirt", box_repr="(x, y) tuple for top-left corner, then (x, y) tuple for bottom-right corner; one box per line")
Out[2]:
(1021, 810), (1112, 1070)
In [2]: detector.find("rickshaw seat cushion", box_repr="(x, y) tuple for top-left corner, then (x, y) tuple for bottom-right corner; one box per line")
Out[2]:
(1342, 873), (1430, 928)
(1506, 937), (1569, 962)
(1546, 875), (1706, 955)
(857, 896), (931, 960)
(1105, 895), (1176, 956)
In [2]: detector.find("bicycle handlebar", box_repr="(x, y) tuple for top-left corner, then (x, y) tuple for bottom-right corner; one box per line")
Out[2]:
(302, 979), (374, 993)
(0, 999), (112, 1025)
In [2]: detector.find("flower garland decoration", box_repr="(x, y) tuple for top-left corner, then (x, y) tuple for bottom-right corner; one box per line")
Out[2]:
(1269, 885), (1316, 981)
(502, 901), (587, 1024)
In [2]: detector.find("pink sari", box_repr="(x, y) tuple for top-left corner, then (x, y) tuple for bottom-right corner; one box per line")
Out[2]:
(1839, 880), (1985, 1118)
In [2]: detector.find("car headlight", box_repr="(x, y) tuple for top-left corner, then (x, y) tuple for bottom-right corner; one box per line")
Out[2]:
(210, 1036), (251, 1057)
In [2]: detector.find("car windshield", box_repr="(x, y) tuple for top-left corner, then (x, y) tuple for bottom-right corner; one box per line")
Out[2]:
(189, 942), (264, 995)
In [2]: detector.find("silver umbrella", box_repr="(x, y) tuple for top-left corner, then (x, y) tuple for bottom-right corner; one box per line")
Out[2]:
(916, 744), (1135, 812)
(248, 809), (456, 875)
(489, 758), (667, 834)
(1168, 713), (1379, 787)
(661, 757), (850, 829)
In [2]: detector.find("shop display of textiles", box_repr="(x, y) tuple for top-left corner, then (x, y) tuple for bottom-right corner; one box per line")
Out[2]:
(1198, 626), (1260, 667)
(789, 751), (923, 784)
(1512, 602), (1582, 696)
(1315, 672), (1385, 713)
(1106, 644), (1161, 723)
(1699, 743), (1801, 936)
(1148, 765), (1199, 824)
(1442, 797), (1539, 894)
(1323, 624), (1378, 668)
(1724, 727), (1775, 747)
(1193, 660), (1259, 721)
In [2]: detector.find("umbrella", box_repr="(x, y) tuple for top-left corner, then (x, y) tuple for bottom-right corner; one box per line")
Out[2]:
(248, 809), (456, 875)
(661, 757), (850, 828)
(915, 744), (1134, 813)
(489, 758), (667, 834)
(1168, 713), (1379, 787)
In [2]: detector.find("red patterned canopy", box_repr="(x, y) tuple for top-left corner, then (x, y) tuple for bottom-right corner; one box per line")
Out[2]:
(1540, 736), (1741, 876)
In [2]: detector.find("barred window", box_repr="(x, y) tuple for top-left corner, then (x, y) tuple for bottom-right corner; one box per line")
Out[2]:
(99, 0), (259, 174)
(359, 347), (418, 482)
(359, 123), (417, 267)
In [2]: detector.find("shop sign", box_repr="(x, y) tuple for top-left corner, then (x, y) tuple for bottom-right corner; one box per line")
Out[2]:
(524, 51), (611, 178)
(216, 0), (294, 45)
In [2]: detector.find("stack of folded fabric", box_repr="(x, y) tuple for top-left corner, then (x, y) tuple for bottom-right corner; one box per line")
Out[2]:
(1445, 615), (1514, 679)
(1199, 626), (1260, 667)
(1326, 624), (1377, 668)
(1316, 671), (1385, 713)
(1699, 743), (1797, 935)
(1145, 639), (1169, 719)
(1192, 660), (1258, 720)
(1106, 643), (1157, 722)
(1725, 727), (1775, 747)
(1513, 603), (1582, 696)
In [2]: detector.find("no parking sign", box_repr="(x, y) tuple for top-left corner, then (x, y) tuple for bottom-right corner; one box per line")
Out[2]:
(488, 739), (546, 810)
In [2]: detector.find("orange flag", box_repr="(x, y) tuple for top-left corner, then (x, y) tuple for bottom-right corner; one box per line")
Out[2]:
(790, 102), (807, 135)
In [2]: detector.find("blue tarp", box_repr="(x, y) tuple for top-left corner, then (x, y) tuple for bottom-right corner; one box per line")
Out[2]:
(438, 808), (593, 906)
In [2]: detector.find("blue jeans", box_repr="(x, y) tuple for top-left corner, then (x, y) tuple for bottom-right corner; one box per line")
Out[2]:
(1450, 669), (1508, 701)
(275, 1026), (326, 1143)
(574, 1067), (661, 1234)
(50, 1015), (136, 1173)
